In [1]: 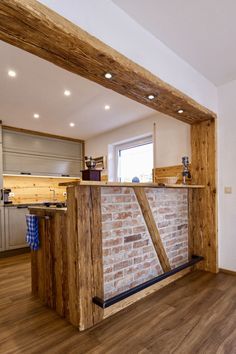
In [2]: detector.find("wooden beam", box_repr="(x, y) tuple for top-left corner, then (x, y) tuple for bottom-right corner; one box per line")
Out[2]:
(134, 187), (171, 273)
(0, 0), (216, 124)
(66, 187), (80, 326)
(74, 186), (104, 330)
(189, 119), (218, 273)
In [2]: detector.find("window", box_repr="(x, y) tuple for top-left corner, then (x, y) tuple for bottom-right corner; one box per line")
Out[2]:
(116, 136), (153, 182)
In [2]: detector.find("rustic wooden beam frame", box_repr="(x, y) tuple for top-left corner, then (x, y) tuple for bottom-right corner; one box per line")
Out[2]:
(3, 0), (218, 329)
(0, 0), (216, 124)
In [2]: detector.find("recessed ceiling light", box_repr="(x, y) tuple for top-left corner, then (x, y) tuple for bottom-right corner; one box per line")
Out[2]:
(33, 113), (40, 119)
(104, 105), (110, 110)
(148, 94), (155, 100)
(64, 90), (71, 96)
(8, 70), (16, 78)
(70, 122), (75, 127)
(178, 109), (184, 114)
(104, 72), (112, 79)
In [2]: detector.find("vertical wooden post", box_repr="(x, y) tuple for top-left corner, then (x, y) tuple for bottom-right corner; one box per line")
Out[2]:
(67, 186), (80, 327)
(189, 119), (218, 273)
(67, 185), (104, 330)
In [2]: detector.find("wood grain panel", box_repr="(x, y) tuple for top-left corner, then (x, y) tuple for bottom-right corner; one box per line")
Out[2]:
(189, 119), (218, 273)
(153, 164), (191, 184)
(30, 208), (73, 322)
(76, 186), (94, 330)
(4, 175), (79, 204)
(66, 186), (80, 326)
(31, 186), (104, 331)
(134, 187), (171, 272)
(0, 0), (216, 124)
(90, 187), (104, 324)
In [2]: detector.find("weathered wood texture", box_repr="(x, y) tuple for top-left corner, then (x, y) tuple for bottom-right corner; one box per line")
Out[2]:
(31, 186), (104, 331)
(73, 186), (103, 330)
(59, 181), (204, 188)
(189, 119), (218, 273)
(4, 175), (79, 204)
(30, 209), (69, 317)
(134, 187), (171, 272)
(1, 255), (236, 354)
(153, 164), (192, 184)
(0, 0), (216, 124)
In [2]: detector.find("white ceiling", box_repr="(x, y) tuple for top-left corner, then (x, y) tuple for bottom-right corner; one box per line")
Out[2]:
(113, 0), (236, 86)
(0, 41), (154, 140)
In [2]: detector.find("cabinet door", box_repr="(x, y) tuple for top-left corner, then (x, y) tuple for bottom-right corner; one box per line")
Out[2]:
(0, 207), (5, 251)
(5, 207), (28, 249)
(3, 152), (83, 177)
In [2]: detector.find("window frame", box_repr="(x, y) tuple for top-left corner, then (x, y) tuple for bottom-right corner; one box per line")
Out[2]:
(114, 135), (153, 182)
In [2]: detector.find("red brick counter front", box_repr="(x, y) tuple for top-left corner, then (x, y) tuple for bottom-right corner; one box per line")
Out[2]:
(101, 187), (188, 299)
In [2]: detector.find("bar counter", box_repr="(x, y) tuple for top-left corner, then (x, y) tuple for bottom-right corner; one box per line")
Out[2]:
(29, 182), (205, 331)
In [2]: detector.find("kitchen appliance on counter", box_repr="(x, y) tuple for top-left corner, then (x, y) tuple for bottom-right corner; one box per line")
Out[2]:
(1, 188), (12, 204)
(82, 156), (101, 181)
(182, 156), (191, 184)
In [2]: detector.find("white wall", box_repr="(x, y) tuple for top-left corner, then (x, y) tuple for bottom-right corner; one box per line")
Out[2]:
(218, 80), (236, 271)
(39, 0), (217, 113)
(85, 112), (190, 172)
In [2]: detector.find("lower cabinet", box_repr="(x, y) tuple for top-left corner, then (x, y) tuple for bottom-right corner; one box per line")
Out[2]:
(4, 206), (28, 249)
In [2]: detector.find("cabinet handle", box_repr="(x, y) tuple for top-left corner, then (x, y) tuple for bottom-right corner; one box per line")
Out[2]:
(17, 206), (28, 209)
(61, 174), (70, 177)
(20, 172), (31, 175)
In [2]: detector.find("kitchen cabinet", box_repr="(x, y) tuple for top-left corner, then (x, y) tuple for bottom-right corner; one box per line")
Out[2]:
(2, 129), (84, 177)
(4, 206), (28, 249)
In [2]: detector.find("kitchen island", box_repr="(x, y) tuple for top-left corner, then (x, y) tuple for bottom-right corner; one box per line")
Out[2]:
(29, 181), (206, 331)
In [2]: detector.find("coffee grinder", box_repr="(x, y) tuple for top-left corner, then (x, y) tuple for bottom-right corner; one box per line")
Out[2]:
(182, 156), (191, 184)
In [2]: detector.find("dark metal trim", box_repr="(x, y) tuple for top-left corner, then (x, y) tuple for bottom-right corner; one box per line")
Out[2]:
(93, 255), (204, 309)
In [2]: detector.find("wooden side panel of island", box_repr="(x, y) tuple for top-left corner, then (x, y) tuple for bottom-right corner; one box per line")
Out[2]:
(30, 189), (104, 331)
(31, 209), (69, 318)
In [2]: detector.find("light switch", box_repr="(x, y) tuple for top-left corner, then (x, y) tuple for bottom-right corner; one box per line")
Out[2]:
(224, 186), (232, 194)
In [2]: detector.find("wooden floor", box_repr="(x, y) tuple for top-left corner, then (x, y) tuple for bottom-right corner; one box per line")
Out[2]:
(0, 255), (236, 354)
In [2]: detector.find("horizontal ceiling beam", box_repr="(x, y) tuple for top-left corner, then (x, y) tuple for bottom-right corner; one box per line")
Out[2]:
(0, 0), (216, 124)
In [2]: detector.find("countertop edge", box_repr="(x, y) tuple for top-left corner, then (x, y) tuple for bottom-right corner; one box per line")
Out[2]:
(59, 181), (205, 189)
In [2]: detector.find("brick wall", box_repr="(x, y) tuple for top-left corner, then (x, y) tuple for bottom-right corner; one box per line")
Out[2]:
(101, 187), (188, 299)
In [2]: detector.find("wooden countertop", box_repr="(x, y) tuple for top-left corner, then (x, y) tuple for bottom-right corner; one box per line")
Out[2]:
(59, 181), (205, 189)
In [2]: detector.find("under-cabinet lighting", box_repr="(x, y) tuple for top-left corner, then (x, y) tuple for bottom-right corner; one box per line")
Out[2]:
(178, 109), (184, 114)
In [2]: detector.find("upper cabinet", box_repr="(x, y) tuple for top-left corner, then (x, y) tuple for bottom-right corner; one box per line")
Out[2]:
(2, 129), (84, 177)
